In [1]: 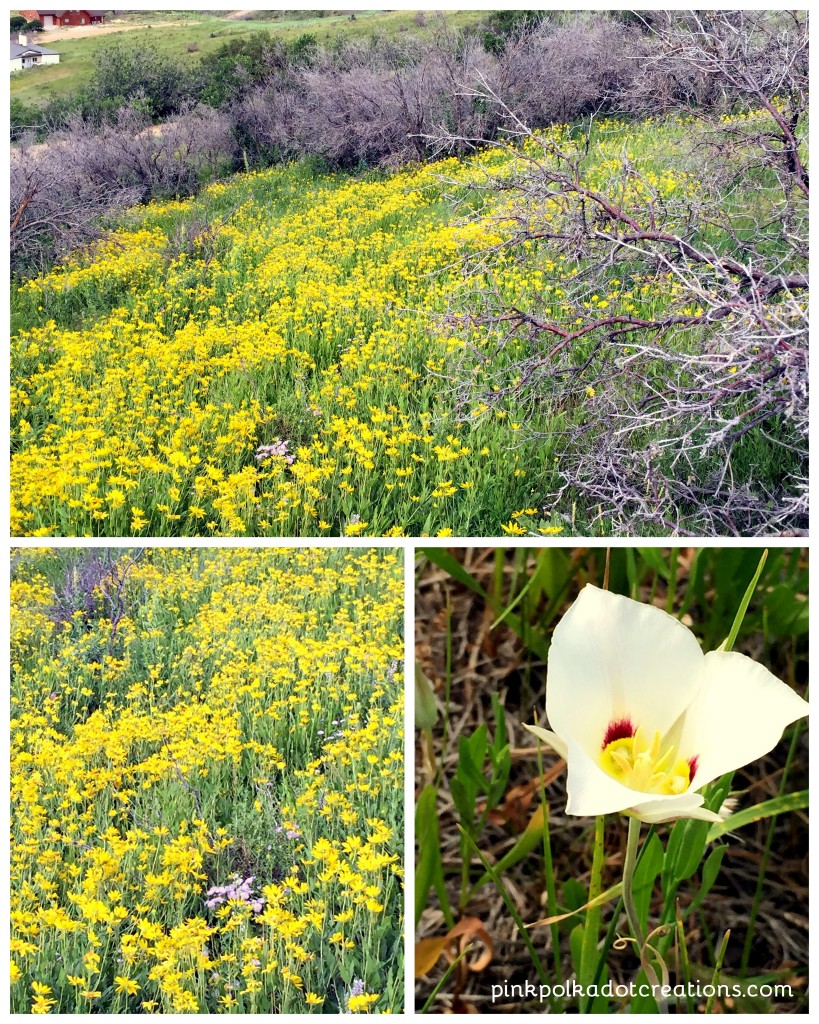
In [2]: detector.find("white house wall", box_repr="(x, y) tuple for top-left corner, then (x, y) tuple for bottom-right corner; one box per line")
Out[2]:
(9, 53), (61, 72)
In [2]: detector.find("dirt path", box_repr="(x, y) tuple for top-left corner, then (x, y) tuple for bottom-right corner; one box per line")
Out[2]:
(37, 20), (190, 44)
(225, 10), (256, 20)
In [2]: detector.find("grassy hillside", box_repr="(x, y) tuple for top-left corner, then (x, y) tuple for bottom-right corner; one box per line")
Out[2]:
(11, 546), (404, 1013)
(10, 145), (529, 537)
(11, 113), (802, 537)
(10, 10), (484, 106)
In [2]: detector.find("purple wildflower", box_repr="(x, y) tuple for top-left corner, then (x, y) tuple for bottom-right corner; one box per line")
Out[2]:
(343, 978), (367, 1012)
(255, 439), (295, 464)
(205, 874), (265, 915)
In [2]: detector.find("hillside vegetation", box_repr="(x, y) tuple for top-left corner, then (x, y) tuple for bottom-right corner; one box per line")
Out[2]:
(11, 148), (526, 537)
(11, 547), (404, 1013)
(9, 10), (483, 108)
(11, 110), (805, 537)
(10, 11), (808, 537)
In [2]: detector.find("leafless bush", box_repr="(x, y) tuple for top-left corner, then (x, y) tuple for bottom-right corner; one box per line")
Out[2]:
(624, 10), (809, 122)
(11, 139), (143, 275)
(70, 104), (235, 202)
(492, 17), (648, 126)
(429, 12), (808, 536)
(49, 551), (117, 627)
(50, 550), (143, 636)
(234, 30), (502, 168)
(10, 103), (236, 274)
(230, 69), (305, 164)
(229, 15), (648, 171)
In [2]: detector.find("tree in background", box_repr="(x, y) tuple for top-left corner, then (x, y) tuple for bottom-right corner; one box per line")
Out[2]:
(87, 43), (195, 120)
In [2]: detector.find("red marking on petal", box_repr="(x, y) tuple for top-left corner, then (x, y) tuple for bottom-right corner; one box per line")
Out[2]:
(602, 718), (635, 748)
(688, 755), (699, 780)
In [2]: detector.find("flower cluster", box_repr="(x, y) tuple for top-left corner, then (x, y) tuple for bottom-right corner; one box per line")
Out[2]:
(255, 440), (295, 464)
(11, 548), (404, 1013)
(6, 121), (702, 538)
(205, 876), (264, 914)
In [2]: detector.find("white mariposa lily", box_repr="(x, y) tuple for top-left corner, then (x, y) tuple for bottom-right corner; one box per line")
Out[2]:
(525, 584), (808, 824)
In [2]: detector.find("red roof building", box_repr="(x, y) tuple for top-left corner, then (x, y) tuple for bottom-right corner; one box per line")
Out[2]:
(19, 10), (107, 28)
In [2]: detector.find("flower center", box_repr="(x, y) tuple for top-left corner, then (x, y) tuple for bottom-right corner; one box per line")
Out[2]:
(600, 724), (693, 795)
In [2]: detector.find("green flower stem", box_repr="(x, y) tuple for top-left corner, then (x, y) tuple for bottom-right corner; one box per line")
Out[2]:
(622, 816), (667, 1013)
(419, 946), (471, 1014)
(720, 549), (767, 653)
(705, 930), (731, 1014)
(578, 815), (606, 995)
(537, 744), (563, 987)
(458, 826), (552, 992)
(665, 548), (679, 614)
(622, 816), (644, 948)
(590, 825), (656, 995)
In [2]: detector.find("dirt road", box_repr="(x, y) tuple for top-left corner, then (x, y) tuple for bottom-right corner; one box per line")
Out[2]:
(37, 20), (192, 44)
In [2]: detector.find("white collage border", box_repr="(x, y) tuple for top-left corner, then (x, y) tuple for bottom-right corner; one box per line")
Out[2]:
(2, 0), (815, 1018)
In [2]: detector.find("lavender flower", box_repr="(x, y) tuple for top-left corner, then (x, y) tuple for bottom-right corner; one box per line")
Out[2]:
(255, 439), (295, 464)
(343, 978), (367, 1013)
(205, 874), (266, 915)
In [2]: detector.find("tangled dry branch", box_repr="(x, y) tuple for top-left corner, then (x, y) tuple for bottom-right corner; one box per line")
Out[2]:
(430, 11), (808, 536)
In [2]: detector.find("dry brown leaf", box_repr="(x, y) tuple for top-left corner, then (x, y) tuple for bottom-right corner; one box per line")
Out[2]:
(414, 916), (494, 978)
(486, 780), (536, 830)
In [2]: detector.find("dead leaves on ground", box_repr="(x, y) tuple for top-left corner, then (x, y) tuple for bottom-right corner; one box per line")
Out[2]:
(415, 916), (493, 1012)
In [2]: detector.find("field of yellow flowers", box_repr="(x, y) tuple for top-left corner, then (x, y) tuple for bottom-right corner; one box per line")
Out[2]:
(10, 118), (729, 538)
(10, 547), (404, 1013)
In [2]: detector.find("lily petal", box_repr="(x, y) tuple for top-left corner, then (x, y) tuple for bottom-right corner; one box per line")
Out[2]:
(522, 723), (568, 759)
(679, 650), (808, 789)
(629, 793), (723, 824)
(547, 585), (706, 754)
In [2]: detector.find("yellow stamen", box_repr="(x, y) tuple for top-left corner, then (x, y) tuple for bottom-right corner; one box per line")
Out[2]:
(600, 727), (691, 795)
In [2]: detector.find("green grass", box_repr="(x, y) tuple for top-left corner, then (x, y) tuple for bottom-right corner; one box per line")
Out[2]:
(10, 10), (485, 106)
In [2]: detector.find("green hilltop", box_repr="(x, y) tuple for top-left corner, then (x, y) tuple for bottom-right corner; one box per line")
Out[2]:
(10, 9), (485, 106)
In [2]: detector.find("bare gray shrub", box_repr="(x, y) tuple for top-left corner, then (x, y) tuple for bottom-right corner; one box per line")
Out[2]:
(492, 16), (648, 127)
(624, 9), (809, 125)
(233, 27), (504, 168)
(50, 549), (143, 638)
(230, 69), (304, 165)
(10, 138), (143, 275)
(427, 12), (808, 536)
(10, 103), (236, 274)
(298, 34), (498, 166)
